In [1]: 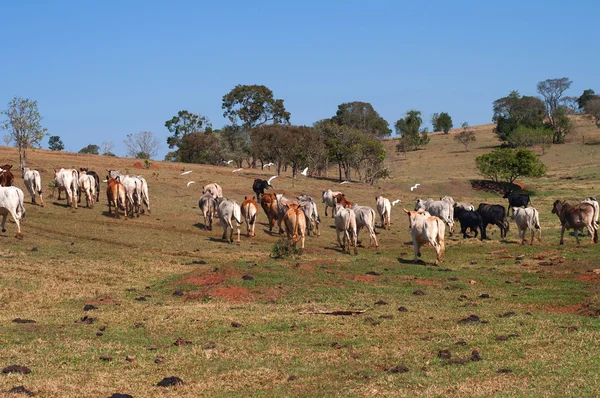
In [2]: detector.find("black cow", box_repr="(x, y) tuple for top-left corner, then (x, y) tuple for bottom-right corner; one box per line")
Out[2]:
(477, 203), (510, 239)
(80, 168), (101, 201)
(454, 206), (484, 240)
(503, 190), (531, 216)
(252, 179), (271, 199)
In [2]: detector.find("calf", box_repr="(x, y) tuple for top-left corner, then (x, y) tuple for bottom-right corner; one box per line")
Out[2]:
(0, 186), (26, 238)
(454, 205), (484, 239)
(218, 198), (242, 243)
(376, 196), (391, 230)
(513, 207), (541, 245)
(241, 196), (259, 237)
(283, 203), (306, 249)
(414, 198), (454, 235)
(334, 193), (353, 209)
(477, 203), (509, 239)
(199, 192), (217, 230)
(106, 177), (126, 218)
(322, 189), (342, 218)
(403, 209), (445, 265)
(0, 164), (15, 187)
(551, 200), (598, 245)
(334, 205), (358, 254)
(252, 179), (271, 199)
(260, 193), (279, 232)
(503, 190), (531, 216)
(22, 167), (44, 206)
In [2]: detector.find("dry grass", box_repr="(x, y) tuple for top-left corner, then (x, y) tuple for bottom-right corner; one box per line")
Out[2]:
(0, 118), (599, 397)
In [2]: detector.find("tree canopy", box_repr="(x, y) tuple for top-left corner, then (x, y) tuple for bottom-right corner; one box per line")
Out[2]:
(431, 112), (453, 134)
(222, 85), (290, 129)
(79, 144), (100, 155)
(475, 147), (546, 185)
(48, 135), (64, 151)
(537, 77), (573, 143)
(395, 110), (430, 151)
(331, 101), (391, 138)
(165, 110), (211, 162)
(578, 89), (597, 110)
(492, 91), (546, 143)
(124, 131), (160, 159)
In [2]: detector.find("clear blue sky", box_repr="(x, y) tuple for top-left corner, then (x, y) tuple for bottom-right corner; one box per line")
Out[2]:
(1, 0), (598, 159)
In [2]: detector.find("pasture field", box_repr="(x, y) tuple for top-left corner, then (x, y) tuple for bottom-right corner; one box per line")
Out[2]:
(0, 117), (599, 397)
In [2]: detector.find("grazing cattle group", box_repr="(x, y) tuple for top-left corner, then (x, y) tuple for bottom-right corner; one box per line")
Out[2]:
(0, 160), (597, 267)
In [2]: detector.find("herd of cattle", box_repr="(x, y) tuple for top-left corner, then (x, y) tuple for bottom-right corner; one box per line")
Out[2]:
(0, 166), (598, 264)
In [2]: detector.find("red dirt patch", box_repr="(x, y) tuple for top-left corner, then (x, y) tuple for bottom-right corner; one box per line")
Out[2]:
(353, 275), (379, 283)
(181, 269), (235, 287)
(210, 286), (257, 302)
(312, 259), (336, 265)
(298, 264), (315, 272)
(573, 274), (600, 282)
(151, 164), (159, 169)
(545, 304), (581, 314)
(133, 162), (144, 169)
(543, 300), (600, 317)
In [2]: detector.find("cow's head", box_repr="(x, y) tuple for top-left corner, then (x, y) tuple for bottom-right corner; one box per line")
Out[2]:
(502, 190), (513, 199)
(551, 200), (563, 215)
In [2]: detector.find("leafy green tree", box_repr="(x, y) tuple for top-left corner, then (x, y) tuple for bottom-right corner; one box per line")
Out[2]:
(124, 131), (160, 159)
(506, 125), (553, 151)
(48, 135), (64, 151)
(165, 110), (211, 162)
(578, 89), (597, 110)
(475, 148), (546, 185)
(584, 98), (600, 128)
(492, 91), (546, 144)
(454, 122), (476, 151)
(250, 124), (288, 175)
(537, 77), (573, 143)
(79, 144), (100, 155)
(1, 96), (48, 168)
(394, 110), (430, 151)
(432, 112), (453, 134)
(217, 125), (251, 168)
(331, 101), (391, 138)
(316, 120), (363, 182)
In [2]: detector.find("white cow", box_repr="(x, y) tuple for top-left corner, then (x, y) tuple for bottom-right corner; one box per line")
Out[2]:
(78, 172), (97, 208)
(0, 186), (26, 238)
(118, 175), (142, 217)
(404, 209), (445, 265)
(582, 197), (599, 229)
(54, 168), (79, 208)
(137, 176), (151, 214)
(203, 183), (223, 199)
(512, 207), (541, 245)
(322, 189), (342, 218)
(454, 202), (475, 213)
(375, 196), (391, 230)
(241, 196), (259, 237)
(199, 192), (217, 231)
(334, 204), (358, 254)
(218, 198), (242, 243)
(298, 194), (320, 237)
(415, 198), (454, 235)
(22, 167), (44, 206)
(352, 203), (379, 248)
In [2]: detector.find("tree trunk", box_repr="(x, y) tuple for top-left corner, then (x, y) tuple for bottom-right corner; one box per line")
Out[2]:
(338, 162), (342, 182)
(324, 158), (328, 178)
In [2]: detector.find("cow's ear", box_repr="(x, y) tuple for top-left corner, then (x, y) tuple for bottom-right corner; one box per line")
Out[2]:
(403, 209), (410, 214)
(244, 196), (248, 200)
(416, 209), (425, 214)
(252, 196), (256, 200)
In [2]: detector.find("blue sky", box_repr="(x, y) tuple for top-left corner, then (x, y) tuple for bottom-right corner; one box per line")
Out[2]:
(1, 0), (598, 159)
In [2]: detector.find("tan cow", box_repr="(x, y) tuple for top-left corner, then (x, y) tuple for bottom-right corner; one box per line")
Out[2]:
(403, 209), (445, 265)
(283, 203), (306, 249)
(512, 207), (541, 245)
(334, 204), (358, 255)
(260, 193), (279, 232)
(241, 196), (259, 237)
(551, 200), (598, 245)
(107, 177), (127, 219)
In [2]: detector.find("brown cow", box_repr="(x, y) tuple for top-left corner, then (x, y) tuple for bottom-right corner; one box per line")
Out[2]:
(107, 177), (127, 219)
(260, 193), (279, 232)
(241, 196), (259, 237)
(334, 193), (353, 208)
(283, 203), (306, 249)
(551, 200), (598, 245)
(0, 164), (14, 187)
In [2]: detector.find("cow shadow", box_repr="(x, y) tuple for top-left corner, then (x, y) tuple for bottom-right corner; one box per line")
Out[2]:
(100, 211), (125, 219)
(193, 222), (212, 230)
(262, 229), (282, 237)
(323, 246), (348, 254)
(397, 258), (434, 266)
(51, 201), (71, 208)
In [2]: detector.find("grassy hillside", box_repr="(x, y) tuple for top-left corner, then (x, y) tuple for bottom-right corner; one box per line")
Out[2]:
(0, 116), (599, 397)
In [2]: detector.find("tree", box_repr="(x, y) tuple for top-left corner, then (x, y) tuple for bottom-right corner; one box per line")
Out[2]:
(48, 135), (64, 151)
(506, 125), (553, 153)
(432, 112), (453, 134)
(222, 85), (290, 129)
(331, 101), (391, 138)
(394, 110), (430, 151)
(165, 110), (211, 163)
(124, 131), (160, 159)
(584, 98), (600, 128)
(537, 77), (573, 143)
(454, 122), (476, 151)
(1, 96), (47, 168)
(218, 125), (251, 168)
(79, 144), (100, 155)
(101, 141), (115, 156)
(2, 135), (12, 146)
(475, 148), (546, 185)
(577, 89), (596, 111)
(316, 120), (362, 182)
(492, 91), (546, 143)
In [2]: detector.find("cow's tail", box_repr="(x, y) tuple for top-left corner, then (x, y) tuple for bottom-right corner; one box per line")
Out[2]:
(436, 218), (445, 257)
(17, 189), (26, 220)
(250, 209), (256, 226)
(34, 171), (42, 194)
(503, 210), (510, 232)
(534, 208), (540, 229)
(117, 183), (125, 210)
(233, 203), (242, 225)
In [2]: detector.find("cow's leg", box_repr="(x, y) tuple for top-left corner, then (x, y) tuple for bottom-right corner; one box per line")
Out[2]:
(574, 228), (580, 244)
(235, 222), (240, 244)
(559, 225), (566, 245)
(1, 214), (7, 233)
(352, 230), (358, 255)
(221, 219), (228, 241)
(336, 228), (343, 249)
(412, 239), (420, 263)
(344, 230), (350, 253)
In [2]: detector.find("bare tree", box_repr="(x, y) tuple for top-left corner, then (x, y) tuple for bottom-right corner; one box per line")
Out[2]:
(101, 141), (115, 156)
(537, 77), (573, 143)
(454, 122), (476, 151)
(1, 96), (47, 168)
(585, 98), (600, 128)
(124, 131), (160, 159)
(3, 135), (12, 146)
